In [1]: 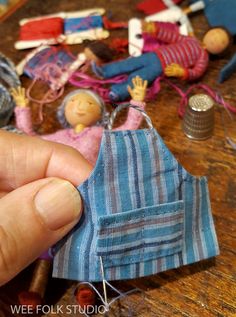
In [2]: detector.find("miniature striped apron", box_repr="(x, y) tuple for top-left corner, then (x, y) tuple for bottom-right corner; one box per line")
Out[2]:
(53, 105), (219, 282)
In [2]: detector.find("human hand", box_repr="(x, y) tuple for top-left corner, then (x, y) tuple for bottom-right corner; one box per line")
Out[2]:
(10, 86), (29, 107)
(127, 76), (148, 102)
(0, 131), (92, 286)
(164, 63), (185, 78)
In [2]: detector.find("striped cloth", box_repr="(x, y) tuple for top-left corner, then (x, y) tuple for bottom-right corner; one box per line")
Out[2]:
(53, 126), (219, 282)
(153, 22), (209, 80)
(0, 53), (20, 127)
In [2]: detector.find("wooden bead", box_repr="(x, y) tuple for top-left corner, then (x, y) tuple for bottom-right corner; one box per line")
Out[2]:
(75, 285), (96, 309)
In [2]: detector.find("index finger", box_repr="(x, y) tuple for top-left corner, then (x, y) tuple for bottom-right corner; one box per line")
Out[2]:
(0, 131), (93, 194)
(143, 80), (148, 89)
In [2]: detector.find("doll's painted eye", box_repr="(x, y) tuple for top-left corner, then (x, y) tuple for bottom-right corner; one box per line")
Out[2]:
(86, 101), (93, 106)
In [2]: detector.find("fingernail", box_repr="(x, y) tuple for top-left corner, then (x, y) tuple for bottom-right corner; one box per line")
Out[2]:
(34, 179), (82, 231)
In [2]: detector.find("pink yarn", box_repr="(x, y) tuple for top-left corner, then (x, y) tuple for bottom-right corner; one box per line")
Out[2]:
(69, 72), (161, 102)
(26, 66), (65, 123)
(24, 45), (79, 122)
(14, 99), (146, 165)
(146, 77), (161, 101)
(164, 79), (236, 117)
(69, 72), (128, 102)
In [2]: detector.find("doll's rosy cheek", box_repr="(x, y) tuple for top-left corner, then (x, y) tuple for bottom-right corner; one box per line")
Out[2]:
(85, 102), (97, 113)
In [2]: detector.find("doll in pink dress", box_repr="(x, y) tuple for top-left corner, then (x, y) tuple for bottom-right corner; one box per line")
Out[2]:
(11, 76), (147, 165)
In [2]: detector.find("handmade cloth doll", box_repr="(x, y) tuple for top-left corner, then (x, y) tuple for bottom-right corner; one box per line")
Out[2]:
(92, 22), (231, 101)
(11, 76), (147, 165)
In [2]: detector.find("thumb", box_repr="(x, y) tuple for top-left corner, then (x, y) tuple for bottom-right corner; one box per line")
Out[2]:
(0, 177), (82, 286)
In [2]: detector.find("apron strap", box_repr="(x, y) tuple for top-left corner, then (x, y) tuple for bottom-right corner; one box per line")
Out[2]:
(107, 103), (153, 130)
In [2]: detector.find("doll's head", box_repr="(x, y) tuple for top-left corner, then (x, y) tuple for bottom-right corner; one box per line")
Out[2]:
(83, 41), (114, 64)
(203, 27), (232, 55)
(57, 89), (106, 128)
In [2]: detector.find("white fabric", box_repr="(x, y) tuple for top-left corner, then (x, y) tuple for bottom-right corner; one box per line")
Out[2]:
(189, 1), (205, 12)
(162, 0), (176, 8)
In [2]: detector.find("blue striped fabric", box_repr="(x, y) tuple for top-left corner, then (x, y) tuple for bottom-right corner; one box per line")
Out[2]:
(53, 128), (219, 282)
(64, 16), (103, 35)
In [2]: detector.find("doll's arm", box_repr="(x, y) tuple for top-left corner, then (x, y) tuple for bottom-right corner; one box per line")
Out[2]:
(11, 87), (35, 135)
(142, 21), (186, 44)
(115, 76), (147, 131)
(165, 50), (208, 81)
(183, 1), (205, 15)
(183, 50), (209, 81)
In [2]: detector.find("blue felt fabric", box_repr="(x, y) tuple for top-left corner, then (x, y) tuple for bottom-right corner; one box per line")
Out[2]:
(97, 52), (163, 101)
(53, 120), (219, 282)
(219, 53), (236, 83)
(190, 0), (236, 35)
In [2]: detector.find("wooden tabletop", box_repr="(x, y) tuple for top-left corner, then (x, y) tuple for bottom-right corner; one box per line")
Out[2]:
(0, 0), (236, 316)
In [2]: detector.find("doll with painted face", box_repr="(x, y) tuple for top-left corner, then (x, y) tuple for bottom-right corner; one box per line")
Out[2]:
(11, 76), (147, 165)
(92, 22), (232, 101)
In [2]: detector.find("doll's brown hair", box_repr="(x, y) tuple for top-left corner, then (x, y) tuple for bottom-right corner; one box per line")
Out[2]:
(84, 41), (115, 63)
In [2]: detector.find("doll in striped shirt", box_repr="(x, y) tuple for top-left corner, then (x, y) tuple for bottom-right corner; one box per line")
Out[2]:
(92, 21), (232, 101)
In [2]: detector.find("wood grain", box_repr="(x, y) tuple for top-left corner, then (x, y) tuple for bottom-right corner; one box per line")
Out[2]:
(0, 0), (236, 316)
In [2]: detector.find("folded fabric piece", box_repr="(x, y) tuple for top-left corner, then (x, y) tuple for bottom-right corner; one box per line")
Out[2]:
(64, 15), (103, 34)
(20, 17), (64, 41)
(23, 47), (75, 79)
(22, 46), (80, 91)
(218, 53), (236, 83)
(137, 0), (183, 15)
(53, 106), (219, 282)
(190, 0), (236, 35)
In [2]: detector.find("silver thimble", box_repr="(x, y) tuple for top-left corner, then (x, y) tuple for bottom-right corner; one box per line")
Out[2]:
(183, 94), (215, 140)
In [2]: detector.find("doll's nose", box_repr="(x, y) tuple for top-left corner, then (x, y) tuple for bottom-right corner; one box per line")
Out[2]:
(76, 101), (83, 109)
(77, 103), (84, 109)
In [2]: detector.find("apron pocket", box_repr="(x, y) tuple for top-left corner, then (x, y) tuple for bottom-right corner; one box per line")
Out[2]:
(96, 200), (184, 268)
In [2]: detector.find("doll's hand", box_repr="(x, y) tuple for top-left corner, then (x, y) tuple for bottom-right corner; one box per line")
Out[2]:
(141, 20), (156, 34)
(0, 131), (92, 286)
(182, 6), (192, 15)
(127, 76), (148, 102)
(10, 86), (29, 107)
(164, 63), (185, 78)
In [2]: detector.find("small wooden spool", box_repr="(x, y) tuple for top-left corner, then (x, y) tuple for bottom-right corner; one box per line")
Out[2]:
(18, 258), (52, 309)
